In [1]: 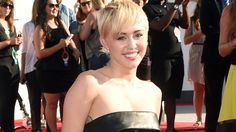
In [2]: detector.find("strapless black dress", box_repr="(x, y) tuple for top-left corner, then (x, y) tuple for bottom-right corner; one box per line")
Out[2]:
(84, 111), (160, 132)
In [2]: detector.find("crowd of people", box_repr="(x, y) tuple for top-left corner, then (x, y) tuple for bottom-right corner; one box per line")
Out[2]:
(0, 0), (236, 132)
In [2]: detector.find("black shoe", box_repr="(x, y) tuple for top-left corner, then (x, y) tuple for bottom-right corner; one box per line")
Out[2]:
(32, 129), (42, 132)
(165, 128), (177, 132)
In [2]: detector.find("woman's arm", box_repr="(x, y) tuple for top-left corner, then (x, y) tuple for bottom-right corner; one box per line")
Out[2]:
(0, 34), (22, 49)
(219, 5), (236, 57)
(33, 25), (70, 59)
(62, 72), (98, 132)
(179, 0), (190, 29)
(19, 23), (28, 83)
(184, 20), (204, 45)
(150, 6), (179, 31)
(61, 20), (81, 60)
(79, 11), (96, 40)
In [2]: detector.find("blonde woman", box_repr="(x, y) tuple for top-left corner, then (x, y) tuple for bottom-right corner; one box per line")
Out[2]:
(218, 1), (236, 131)
(63, 1), (162, 131)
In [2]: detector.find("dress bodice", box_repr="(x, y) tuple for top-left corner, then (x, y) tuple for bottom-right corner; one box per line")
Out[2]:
(84, 111), (160, 132)
(35, 27), (78, 71)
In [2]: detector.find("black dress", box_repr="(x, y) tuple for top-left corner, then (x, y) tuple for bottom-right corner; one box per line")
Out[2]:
(35, 27), (79, 93)
(84, 111), (160, 132)
(143, 2), (184, 100)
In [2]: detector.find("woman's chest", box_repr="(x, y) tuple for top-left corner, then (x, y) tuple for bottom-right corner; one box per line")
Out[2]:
(89, 86), (158, 117)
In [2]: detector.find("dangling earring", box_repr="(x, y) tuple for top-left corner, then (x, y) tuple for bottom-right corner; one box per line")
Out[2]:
(101, 39), (109, 52)
(105, 47), (109, 53)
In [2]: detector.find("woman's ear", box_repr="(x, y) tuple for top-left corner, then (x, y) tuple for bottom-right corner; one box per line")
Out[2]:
(100, 37), (109, 51)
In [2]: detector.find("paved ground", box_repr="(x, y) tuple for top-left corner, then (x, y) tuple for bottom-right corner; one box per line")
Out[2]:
(15, 84), (206, 124)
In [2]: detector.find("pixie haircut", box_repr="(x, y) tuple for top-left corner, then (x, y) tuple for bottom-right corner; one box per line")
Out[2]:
(97, 0), (149, 39)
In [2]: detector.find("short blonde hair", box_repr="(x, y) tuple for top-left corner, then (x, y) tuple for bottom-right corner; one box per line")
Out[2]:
(97, 0), (149, 39)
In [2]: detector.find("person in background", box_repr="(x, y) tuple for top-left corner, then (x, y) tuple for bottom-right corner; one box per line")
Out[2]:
(74, 0), (93, 29)
(57, 0), (78, 38)
(184, 1), (205, 128)
(0, 0), (23, 131)
(143, 0), (189, 131)
(62, 1), (162, 131)
(200, 0), (231, 131)
(34, 0), (80, 131)
(55, 0), (80, 128)
(74, 0), (93, 71)
(20, 0), (42, 131)
(132, 0), (151, 81)
(217, 1), (236, 131)
(79, 0), (110, 70)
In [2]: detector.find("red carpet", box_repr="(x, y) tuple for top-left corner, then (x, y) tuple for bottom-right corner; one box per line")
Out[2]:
(14, 120), (205, 132)
(160, 122), (204, 132)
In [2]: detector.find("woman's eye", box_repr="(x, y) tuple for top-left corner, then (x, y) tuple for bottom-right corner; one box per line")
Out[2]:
(135, 33), (143, 38)
(117, 36), (126, 40)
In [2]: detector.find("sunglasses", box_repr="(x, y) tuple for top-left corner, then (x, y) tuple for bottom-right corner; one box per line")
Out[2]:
(0, 2), (14, 9)
(47, 3), (60, 8)
(81, 1), (91, 7)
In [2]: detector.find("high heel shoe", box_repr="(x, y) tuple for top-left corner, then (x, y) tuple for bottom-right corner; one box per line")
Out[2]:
(193, 120), (202, 128)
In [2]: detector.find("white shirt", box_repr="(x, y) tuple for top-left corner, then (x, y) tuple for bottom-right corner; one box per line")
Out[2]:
(21, 21), (37, 74)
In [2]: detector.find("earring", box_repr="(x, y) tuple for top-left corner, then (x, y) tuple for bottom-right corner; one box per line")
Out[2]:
(100, 39), (109, 52)
(104, 47), (110, 52)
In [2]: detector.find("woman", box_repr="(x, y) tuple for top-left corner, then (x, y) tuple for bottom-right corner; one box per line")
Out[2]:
(184, 2), (205, 127)
(62, 1), (162, 131)
(20, 0), (42, 131)
(0, 0), (23, 131)
(75, 0), (93, 71)
(133, 0), (151, 81)
(217, 1), (236, 131)
(34, 0), (80, 131)
(75, 0), (93, 31)
(79, 0), (110, 70)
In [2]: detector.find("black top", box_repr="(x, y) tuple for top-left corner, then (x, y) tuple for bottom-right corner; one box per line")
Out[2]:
(143, 2), (183, 60)
(0, 23), (17, 58)
(200, 0), (231, 64)
(84, 111), (160, 132)
(35, 27), (78, 71)
(231, 51), (236, 65)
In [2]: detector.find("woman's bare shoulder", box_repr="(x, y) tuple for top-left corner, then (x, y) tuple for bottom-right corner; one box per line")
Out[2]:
(87, 11), (97, 22)
(66, 70), (102, 101)
(73, 70), (100, 87)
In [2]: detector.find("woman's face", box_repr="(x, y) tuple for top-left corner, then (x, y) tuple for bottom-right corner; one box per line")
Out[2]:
(80, 0), (92, 15)
(102, 23), (148, 69)
(45, 0), (59, 18)
(0, 1), (13, 17)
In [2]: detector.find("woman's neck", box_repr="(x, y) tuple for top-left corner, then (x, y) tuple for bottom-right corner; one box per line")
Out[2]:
(0, 18), (8, 28)
(0, 18), (6, 21)
(47, 18), (58, 28)
(47, 18), (55, 24)
(103, 63), (137, 81)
